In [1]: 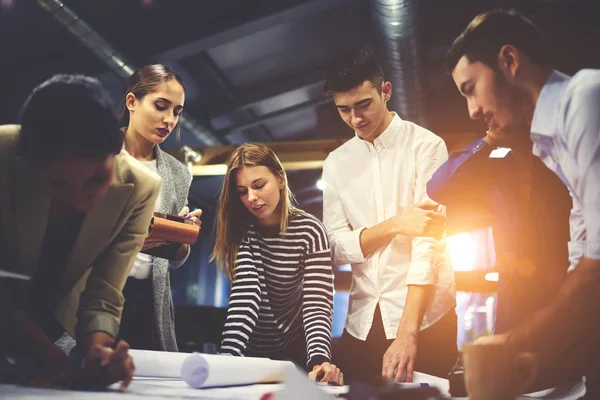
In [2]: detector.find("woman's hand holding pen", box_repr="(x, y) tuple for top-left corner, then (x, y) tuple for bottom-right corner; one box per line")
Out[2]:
(179, 206), (203, 229)
(171, 206), (202, 261)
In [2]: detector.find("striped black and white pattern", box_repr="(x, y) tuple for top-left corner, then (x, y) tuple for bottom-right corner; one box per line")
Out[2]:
(220, 212), (334, 369)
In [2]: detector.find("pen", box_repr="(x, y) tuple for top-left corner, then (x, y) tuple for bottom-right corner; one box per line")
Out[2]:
(185, 207), (198, 218)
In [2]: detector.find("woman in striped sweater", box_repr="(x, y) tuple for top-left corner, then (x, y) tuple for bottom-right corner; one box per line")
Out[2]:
(212, 143), (343, 385)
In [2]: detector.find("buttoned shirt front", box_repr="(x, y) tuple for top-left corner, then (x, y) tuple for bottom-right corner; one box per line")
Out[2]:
(322, 113), (456, 340)
(531, 69), (600, 264)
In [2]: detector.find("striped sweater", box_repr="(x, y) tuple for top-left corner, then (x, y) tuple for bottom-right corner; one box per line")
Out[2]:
(220, 212), (334, 369)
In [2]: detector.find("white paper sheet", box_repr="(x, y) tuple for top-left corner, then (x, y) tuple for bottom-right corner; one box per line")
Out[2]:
(121, 379), (285, 399)
(181, 352), (296, 388)
(272, 365), (336, 400)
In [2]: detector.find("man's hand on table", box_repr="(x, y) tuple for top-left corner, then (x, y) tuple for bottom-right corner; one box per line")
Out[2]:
(382, 330), (418, 383)
(75, 333), (135, 391)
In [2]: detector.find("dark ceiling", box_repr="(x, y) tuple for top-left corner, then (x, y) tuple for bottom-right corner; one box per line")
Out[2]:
(1, 0), (599, 217)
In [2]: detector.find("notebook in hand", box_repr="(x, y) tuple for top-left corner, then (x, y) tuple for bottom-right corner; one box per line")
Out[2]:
(141, 212), (200, 260)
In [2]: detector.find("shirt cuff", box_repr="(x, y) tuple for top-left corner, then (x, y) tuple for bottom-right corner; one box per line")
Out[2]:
(307, 354), (330, 371)
(568, 240), (586, 268)
(405, 260), (436, 285)
(75, 313), (119, 341)
(170, 244), (190, 268)
(342, 227), (367, 264)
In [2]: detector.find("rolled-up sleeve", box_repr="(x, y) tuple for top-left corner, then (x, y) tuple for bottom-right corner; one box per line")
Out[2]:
(322, 157), (366, 267)
(565, 80), (600, 260)
(567, 198), (586, 270)
(75, 178), (161, 340)
(406, 137), (449, 285)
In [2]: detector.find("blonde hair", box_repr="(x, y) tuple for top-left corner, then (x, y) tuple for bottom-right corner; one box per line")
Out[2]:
(211, 143), (301, 280)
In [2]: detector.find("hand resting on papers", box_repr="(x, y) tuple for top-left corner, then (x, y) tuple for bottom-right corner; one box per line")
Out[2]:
(74, 334), (135, 392)
(308, 362), (344, 385)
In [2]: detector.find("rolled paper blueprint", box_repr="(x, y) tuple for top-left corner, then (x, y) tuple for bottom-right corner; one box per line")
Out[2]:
(130, 349), (188, 378)
(147, 213), (199, 244)
(129, 349), (297, 388)
(181, 353), (296, 388)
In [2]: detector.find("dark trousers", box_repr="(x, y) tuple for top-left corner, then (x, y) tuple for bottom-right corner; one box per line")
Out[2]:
(334, 306), (458, 385)
(118, 277), (158, 351)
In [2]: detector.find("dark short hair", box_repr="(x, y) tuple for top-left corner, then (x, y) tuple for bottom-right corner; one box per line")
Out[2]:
(323, 45), (385, 97)
(446, 8), (550, 74)
(19, 74), (122, 166)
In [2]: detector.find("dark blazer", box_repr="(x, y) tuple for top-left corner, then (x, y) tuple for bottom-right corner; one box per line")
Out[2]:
(55, 145), (192, 353)
(0, 125), (161, 340)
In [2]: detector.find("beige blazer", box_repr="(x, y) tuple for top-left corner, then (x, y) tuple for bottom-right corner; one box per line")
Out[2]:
(0, 125), (161, 339)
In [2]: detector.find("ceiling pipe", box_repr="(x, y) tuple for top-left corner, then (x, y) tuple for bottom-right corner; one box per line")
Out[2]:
(34, 0), (224, 146)
(371, 0), (426, 126)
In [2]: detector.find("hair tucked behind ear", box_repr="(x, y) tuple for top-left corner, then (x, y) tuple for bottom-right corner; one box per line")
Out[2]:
(211, 143), (301, 280)
(119, 64), (185, 140)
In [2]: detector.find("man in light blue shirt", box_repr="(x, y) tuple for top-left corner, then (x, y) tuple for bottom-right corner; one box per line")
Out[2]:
(447, 8), (600, 397)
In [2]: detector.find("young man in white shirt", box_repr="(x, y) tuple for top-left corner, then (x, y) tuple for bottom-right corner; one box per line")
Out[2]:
(322, 45), (457, 384)
(448, 9), (600, 397)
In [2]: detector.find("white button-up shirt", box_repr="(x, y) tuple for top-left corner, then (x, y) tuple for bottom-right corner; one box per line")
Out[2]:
(531, 69), (600, 265)
(322, 114), (456, 340)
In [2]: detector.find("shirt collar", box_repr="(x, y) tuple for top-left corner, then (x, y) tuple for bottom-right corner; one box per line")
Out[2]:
(355, 112), (401, 152)
(531, 70), (570, 138)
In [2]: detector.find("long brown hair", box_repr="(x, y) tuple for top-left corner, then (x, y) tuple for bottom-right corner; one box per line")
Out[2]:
(211, 143), (301, 280)
(119, 64), (185, 139)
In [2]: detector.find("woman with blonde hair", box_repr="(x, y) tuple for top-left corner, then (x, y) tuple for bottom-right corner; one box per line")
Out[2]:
(212, 142), (343, 385)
